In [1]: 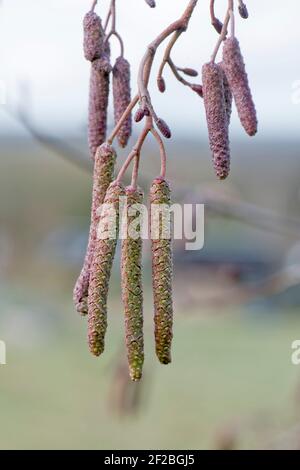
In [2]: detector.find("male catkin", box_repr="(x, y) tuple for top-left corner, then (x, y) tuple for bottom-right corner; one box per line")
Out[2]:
(88, 182), (125, 356)
(73, 143), (116, 315)
(222, 37), (257, 137)
(150, 178), (173, 365)
(113, 57), (132, 148)
(202, 62), (230, 180)
(121, 187), (144, 381)
(83, 11), (104, 62)
(89, 53), (111, 159)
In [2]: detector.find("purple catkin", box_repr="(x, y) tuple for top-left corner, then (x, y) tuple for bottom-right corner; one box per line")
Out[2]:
(88, 182), (125, 356)
(145, 0), (156, 7)
(113, 57), (132, 148)
(202, 62), (230, 180)
(157, 77), (166, 93)
(191, 84), (203, 98)
(83, 11), (104, 62)
(150, 177), (173, 365)
(212, 18), (223, 35)
(181, 68), (198, 77)
(121, 187), (144, 381)
(156, 118), (172, 139)
(134, 107), (145, 123)
(238, 2), (249, 19)
(222, 37), (257, 136)
(73, 143), (116, 316)
(88, 54), (111, 159)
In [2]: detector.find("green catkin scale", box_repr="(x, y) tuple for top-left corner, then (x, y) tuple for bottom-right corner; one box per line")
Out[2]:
(88, 181), (125, 356)
(150, 178), (173, 365)
(73, 143), (116, 315)
(121, 187), (144, 381)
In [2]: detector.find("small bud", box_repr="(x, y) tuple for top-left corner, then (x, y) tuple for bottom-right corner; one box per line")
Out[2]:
(157, 76), (166, 93)
(181, 68), (198, 77)
(145, 0), (156, 7)
(134, 107), (145, 123)
(212, 18), (224, 35)
(191, 84), (203, 98)
(156, 118), (172, 139)
(238, 2), (249, 19)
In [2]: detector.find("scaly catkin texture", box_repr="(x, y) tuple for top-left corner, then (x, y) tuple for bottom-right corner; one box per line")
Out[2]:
(121, 187), (144, 381)
(202, 62), (230, 180)
(88, 182), (125, 356)
(150, 178), (173, 365)
(219, 63), (233, 125)
(113, 57), (132, 148)
(88, 54), (111, 159)
(222, 37), (257, 136)
(73, 143), (116, 315)
(83, 11), (104, 62)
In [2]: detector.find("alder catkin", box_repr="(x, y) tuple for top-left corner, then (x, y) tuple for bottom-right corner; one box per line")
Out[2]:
(113, 57), (132, 148)
(219, 63), (233, 125)
(88, 54), (111, 159)
(73, 143), (116, 315)
(202, 62), (230, 180)
(222, 37), (257, 136)
(83, 11), (104, 62)
(121, 186), (144, 381)
(88, 181), (125, 356)
(150, 177), (173, 365)
(156, 118), (172, 139)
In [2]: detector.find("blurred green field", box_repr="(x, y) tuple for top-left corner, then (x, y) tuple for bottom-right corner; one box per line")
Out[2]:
(1, 292), (300, 450)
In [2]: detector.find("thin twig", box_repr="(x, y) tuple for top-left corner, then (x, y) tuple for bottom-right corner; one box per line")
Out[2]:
(211, 0), (234, 62)
(91, 0), (98, 12)
(107, 95), (139, 145)
(150, 127), (167, 179)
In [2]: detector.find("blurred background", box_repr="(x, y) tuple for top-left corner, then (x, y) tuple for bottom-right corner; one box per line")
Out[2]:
(1, 0), (300, 450)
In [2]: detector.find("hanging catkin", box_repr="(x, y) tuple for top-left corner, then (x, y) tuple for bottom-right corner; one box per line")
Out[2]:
(222, 37), (257, 136)
(83, 11), (104, 62)
(73, 143), (116, 315)
(89, 52), (111, 159)
(202, 62), (230, 180)
(113, 57), (132, 148)
(121, 186), (144, 381)
(150, 178), (173, 365)
(88, 181), (125, 356)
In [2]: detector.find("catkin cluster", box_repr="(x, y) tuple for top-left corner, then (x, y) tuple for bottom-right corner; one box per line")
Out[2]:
(202, 36), (257, 179)
(121, 187), (144, 381)
(150, 178), (173, 365)
(73, 143), (116, 315)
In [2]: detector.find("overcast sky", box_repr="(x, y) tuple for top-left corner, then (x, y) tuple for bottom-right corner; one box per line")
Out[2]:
(0, 0), (299, 139)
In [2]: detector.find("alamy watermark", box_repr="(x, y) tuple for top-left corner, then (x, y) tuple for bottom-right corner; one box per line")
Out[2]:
(0, 340), (6, 365)
(97, 198), (205, 251)
(291, 340), (300, 365)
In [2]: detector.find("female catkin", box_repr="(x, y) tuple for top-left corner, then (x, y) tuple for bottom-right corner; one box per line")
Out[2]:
(222, 37), (257, 136)
(88, 181), (125, 356)
(113, 57), (132, 148)
(121, 186), (144, 381)
(150, 178), (173, 365)
(202, 62), (230, 180)
(73, 143), (116, 315)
